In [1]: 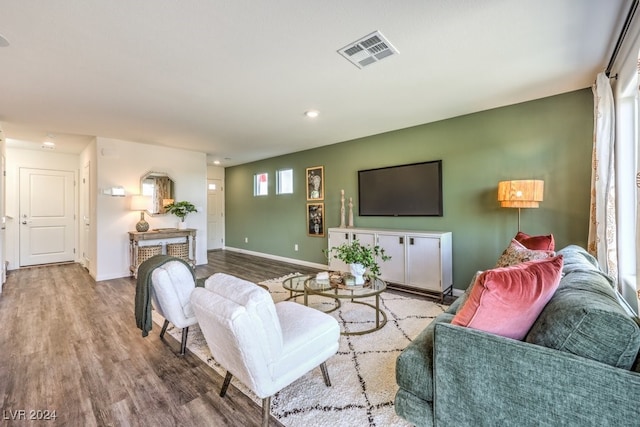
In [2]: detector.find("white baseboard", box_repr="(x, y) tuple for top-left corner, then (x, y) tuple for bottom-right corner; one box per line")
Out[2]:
(224, 246), (464, 298)
(224, 246), (329, 271)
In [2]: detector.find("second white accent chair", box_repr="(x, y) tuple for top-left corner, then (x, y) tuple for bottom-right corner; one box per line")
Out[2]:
(150, 260), (198, 355)
(191, 272), (340, 427)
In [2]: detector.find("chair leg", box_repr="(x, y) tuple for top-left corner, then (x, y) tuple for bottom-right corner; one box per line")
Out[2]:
(320, 362), (331, 387)
(261, 396), (271, 427)
(160, 319), (169, 339)
(180, 327), (189, 356)
(220, 371), (233, 397)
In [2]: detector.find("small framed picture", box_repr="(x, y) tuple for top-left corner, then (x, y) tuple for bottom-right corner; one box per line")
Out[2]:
(307, 203), (324, 237)
(306, 166), (324, 200)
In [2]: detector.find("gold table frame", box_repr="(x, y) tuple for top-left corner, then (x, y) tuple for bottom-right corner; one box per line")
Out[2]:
(282, 274), (340, 313)
(304, 276), (387, 335)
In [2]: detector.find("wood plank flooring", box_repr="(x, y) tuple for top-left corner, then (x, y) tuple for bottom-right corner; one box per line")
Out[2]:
(0, 250), (321, 427)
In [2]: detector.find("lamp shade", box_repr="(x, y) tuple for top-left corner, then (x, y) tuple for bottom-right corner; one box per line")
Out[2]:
(130, 195), (152, 211)
(497, 180), (544, 208)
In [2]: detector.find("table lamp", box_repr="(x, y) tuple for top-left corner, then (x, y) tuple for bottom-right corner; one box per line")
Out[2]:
(131, 195), (152, 232)
(497, 180), (544, 231)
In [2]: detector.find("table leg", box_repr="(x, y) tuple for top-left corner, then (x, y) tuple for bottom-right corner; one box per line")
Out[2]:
(189, 233), (196, 267)
(375, 294), (380, 327)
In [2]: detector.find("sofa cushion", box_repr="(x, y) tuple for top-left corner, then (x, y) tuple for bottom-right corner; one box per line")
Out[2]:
(515, 231), (555, 251)
(396, 312), (454, 403)
(452, 256), (564, 340)
(495, 239), (555, 268)
(446, 271), (482, 315)
(525, 247), (640, 369)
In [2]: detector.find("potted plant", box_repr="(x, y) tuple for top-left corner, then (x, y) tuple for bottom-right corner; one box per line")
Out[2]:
(164, 200), (197, 229)
(324, 240), (391, 285)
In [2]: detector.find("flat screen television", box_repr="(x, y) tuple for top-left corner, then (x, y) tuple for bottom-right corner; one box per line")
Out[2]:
(358, 160), (443, 216)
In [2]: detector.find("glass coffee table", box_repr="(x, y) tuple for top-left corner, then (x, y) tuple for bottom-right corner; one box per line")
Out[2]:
(304, 276), (387, 335)
(282, 274), (340, 313)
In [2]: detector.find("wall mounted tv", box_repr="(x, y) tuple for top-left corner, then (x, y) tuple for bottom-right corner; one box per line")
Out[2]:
(358, 160), (443, 217)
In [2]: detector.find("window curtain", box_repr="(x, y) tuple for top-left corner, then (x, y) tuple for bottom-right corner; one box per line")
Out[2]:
(637, 65), (640, 302)
(637, 167), (640, 302)
(588, 72), (618, 283)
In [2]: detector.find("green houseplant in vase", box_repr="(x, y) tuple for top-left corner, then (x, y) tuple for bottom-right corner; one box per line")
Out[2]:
(324, 240), (391, 285)
(164, 201), (197, 229)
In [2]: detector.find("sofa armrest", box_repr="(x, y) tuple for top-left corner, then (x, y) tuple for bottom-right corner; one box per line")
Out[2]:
(433, 323), (640, 426)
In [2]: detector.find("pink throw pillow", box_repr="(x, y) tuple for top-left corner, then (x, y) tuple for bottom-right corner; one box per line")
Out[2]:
(515, 231), (555, 251)
(495, 239), (555, 268)
(452, 255), (564, 340)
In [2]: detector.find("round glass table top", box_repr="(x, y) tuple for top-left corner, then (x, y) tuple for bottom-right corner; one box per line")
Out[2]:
(305, 275), (386, 298)
(282, 274), (309, 293)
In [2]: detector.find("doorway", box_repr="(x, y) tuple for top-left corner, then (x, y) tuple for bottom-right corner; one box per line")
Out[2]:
(207, 179), (224, 249)
(19, 168), (75, 266)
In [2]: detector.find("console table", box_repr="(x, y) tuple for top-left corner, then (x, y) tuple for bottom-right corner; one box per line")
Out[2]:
(327, 227), (453, 301)
(128, 228), (196, 277)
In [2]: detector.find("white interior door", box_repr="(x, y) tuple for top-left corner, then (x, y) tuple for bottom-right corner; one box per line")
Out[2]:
(19, 168), (75, 266)
(207, 179), (223, 249)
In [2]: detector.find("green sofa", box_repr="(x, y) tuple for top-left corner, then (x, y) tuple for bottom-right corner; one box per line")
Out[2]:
(395, 245), (640, 426)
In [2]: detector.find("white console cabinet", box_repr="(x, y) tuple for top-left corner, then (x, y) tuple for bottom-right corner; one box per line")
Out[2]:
(327, 227), (453, 299)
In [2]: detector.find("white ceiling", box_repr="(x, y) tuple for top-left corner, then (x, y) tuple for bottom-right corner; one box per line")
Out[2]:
(0, 1), (630, 166)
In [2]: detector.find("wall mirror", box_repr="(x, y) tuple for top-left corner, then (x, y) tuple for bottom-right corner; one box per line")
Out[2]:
(140, 171), (174, 215)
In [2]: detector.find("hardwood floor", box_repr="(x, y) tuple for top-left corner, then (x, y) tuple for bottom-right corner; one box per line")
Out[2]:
(0, 250), (321, 427)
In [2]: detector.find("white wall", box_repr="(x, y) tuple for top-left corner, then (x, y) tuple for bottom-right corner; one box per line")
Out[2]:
(95, 137), (208, 280)
(5, 148), (80, 271)
(207, 165), (224, 180)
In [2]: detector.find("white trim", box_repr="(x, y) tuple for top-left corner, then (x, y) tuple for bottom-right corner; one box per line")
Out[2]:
(224, 246), (328, 270)
(223, 245), (465, 298)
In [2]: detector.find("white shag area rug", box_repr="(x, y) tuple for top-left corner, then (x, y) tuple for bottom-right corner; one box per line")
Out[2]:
(154, 273), (448, 427)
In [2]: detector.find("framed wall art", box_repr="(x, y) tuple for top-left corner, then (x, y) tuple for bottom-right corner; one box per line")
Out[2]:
(306, 203), (324, 237)
(306, 166), (324, 200)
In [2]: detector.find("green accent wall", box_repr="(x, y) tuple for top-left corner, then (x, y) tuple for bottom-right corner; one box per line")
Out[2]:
(226, 89), (593, 291)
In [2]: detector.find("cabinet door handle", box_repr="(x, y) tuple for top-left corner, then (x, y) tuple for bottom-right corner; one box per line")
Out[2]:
(399, 237), (404, 244)
(410, 238), (414, 245)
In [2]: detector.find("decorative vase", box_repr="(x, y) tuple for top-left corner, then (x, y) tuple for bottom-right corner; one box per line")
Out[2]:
(178, 221), (187, 230)
(136, 211), (149, 232)
(349, 263), (366, 285)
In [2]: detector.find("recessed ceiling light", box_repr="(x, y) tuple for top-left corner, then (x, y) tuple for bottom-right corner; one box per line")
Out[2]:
(305, 110), (319, 118)
(213, 160), (221, 165)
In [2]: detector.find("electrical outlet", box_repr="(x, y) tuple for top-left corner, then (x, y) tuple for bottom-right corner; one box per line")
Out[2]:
(244, 237), (248, 243)
(294, 244), (298, 251)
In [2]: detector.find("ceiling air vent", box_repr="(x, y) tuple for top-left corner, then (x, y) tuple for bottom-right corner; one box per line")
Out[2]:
(338, 31), (398, 69)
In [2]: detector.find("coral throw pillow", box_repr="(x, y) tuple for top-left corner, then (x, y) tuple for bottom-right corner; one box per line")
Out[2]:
(452, 255), (564, 340)
(515, 231), (555, 251)
(495, 239), (555, 268)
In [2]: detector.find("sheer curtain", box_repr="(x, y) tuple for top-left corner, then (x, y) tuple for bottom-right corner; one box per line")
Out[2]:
(588, 72), (618, 283)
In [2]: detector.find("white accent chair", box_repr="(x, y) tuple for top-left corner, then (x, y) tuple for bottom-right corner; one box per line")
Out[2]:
(191, 273), (340, 427)
(150, 260), (198, 355)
